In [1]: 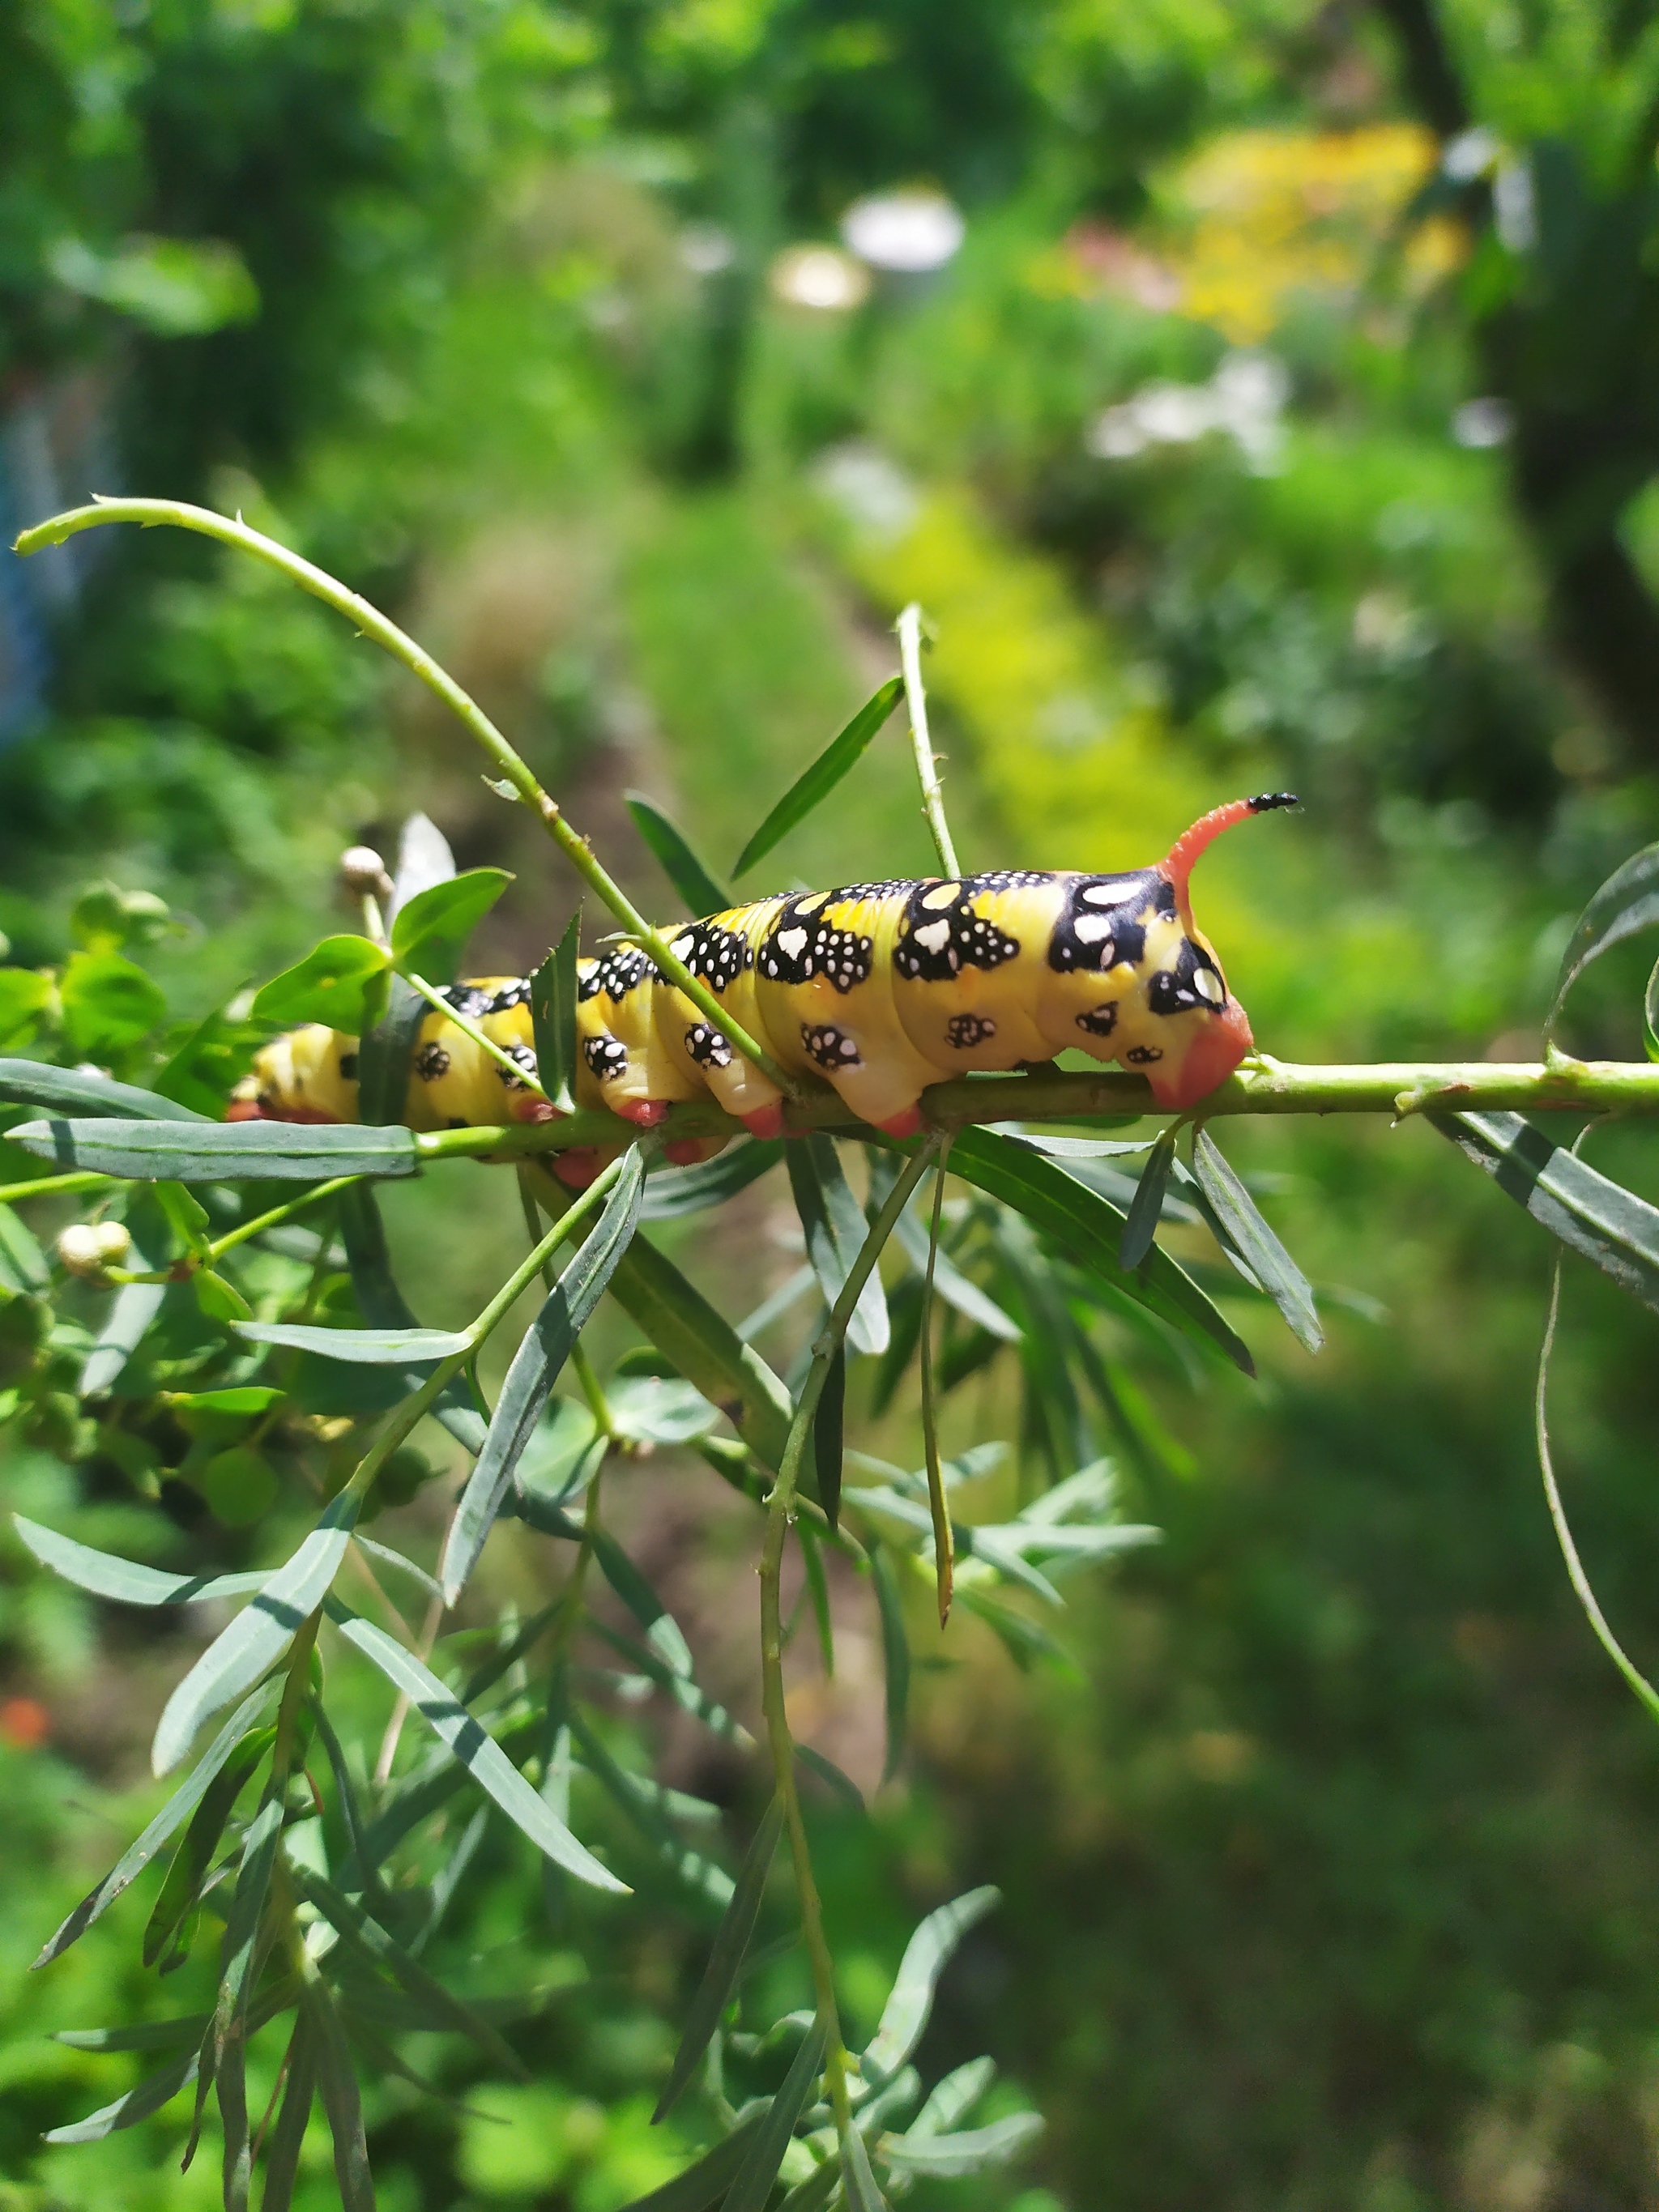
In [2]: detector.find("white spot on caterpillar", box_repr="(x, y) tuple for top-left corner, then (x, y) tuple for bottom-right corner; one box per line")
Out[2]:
(914, 919), (951, 953)
(1082, 884), (1130, 906)
(1194, 967), (1223, 1003)
(1073, 916), (1115, 947)
(922, 883), (961, 910)
(671, 934), (694, 959)
(777, 927), (808, 959)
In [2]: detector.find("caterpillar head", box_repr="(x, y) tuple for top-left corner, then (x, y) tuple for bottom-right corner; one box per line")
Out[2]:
(1141, 792), (1296, 1110)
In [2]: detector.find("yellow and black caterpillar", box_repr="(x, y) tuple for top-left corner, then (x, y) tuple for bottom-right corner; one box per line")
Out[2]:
(232, 796), (1294, 1181)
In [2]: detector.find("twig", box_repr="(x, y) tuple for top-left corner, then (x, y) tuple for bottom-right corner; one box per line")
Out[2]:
(897, 603), (960, 878)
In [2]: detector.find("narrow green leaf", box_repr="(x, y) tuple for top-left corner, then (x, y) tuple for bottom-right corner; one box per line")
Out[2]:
(870, 1545), (909, 1788)
(938, 1127), (1256, 1378)
(733, 676), (904, 877)
(612, 2112), (766, 2212)
(390, 867), (513, 986)
(723, 2018), (830, 2212)
(841, 2122), (890, 2211)
(43, 2043), (200, 2142)
(814, 1345), (846, 1532)
(654, 1797), (784, 2122)
(441, 1148), (644, 1604)
(168, 1385), (284, 1416)
(356, 973), (428, 1128)
(283, 1860), (523, 2075)
(304, 1980), (376, 2212)
(209, 1791), (284, 2206)
(1645, 953), (1659, 1061)
(338, 1183), (485, 1454)
(1191, 1131), (1321, 1353)
(80, 1280), (166, 1397)
(14, 1515), (269, 1606)
(143, 1727), (275, 1966)
(194, 1268), (251, 1324)
(625, 792), (732, 918)
(251, 935), (390, 1032)
(588, 1528), (695, 1677)
(354, 1536), (442, 1604)
(799, 1522), (835, 1677)
(910, 2056), (996, 2137)
(1547, 840), (1659, 1038)
(882, 2112), (1043, 2177)
(386, 811), (456, 918)
(53, 2016), (211, 2054)
(1436, 1111), (1659, 1313)
(787, 1135), (889, 1357)
(954, 1587), (1079, 1677)
(862, 1888), (1000, 2085)
(32, 1690), (274, 1965)
(642, 1138), (783, 1221)
(0, 1056), (207, 1122)
(1119, 1127), (1177, 1271)
(795, 1743), (865, 1813)
(607, 1234), (794, 1469)
(0, 1202), (48, 1293)
(531, 910), (582, 1114)
(331, 1608), (629, 1892)
(151, 1493), (359, 1775)
(236, 1319), (471, 1362)
(565, 1709), (734, 1908)
(8, 1116), (419, 1183)
(259, 2017), (318, 2212)
(585, 1620), (753, 1747)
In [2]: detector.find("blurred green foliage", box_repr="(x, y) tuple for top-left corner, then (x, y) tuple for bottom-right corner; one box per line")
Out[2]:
(11, 0), (1659, 2207)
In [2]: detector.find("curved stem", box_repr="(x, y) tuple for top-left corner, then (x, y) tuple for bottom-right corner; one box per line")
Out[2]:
(13, 500), (790, 1093)
(758, 1135), (945, 2140)
(1536, 1253), (1659, 1727)
(898, 603), (960, 878)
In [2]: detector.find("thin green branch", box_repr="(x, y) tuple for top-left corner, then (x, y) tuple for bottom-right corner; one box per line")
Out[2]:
(919, 1141), (954, 1626)
(409, 1053), (1659, 1168)
(12, 500), (790, 1094)
(0, 1170), (113, 1205)
(898, 602), (959, 878)
(405, 970), (549, 1100)
(758, 1136), (945, 2146)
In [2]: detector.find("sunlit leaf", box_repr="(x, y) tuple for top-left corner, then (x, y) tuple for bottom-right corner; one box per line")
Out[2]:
(151, 1494), (359, 1775)
(862, 1887), (1000, 2084)
(733, 676), (904, 877)
(1191, 1131), (1321, 1353)
(910, 2055), (996, 2137)
(236, 1319), (471, 1362)
(385, 812), (456, 924)
(882, 2112), (1043, 2177)
(442, 1149), (643, 1603)
(251, 935), (390, 1033)
(0, 1055), (206, 1121)
(390, 868), (513, 985)
(59, 950), (165, 1057)
(841, 2122), (890, 2212)
(81, 1280), (166, 1397)
(331, 1609), (628, 1892)
(14, 1516), (269, 1607)
(43, 2043), (201, 2143)
(143, 1725), (275, 1967)
(655, 1797), (784, 2122)
(1436, 1111), (1659, 1312)
(0, 969), (53, 1049)
(8, 1115), (419, 1182)
(626, 792), (731, 918)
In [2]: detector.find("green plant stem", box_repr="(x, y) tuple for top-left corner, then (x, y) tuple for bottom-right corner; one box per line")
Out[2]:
(759, 1135), (944, 2142)
(1535, 1252), (1659, 1727)
(0, 1170), (113, 1204)
(919, 1143), (954, 1626)
(13, 499), (790, 1094)
(897, 602), (960, 878)
(206, 1175), (361, 1264)
(405, 970), (549, 1100)
(411, 1051), (1659, 1166)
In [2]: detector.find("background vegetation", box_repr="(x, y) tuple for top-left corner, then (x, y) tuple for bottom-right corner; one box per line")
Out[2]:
(7, 2), (1659, 2207)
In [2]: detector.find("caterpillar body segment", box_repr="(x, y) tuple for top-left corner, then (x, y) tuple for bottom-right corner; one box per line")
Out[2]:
(231, 796), (1295, 1163)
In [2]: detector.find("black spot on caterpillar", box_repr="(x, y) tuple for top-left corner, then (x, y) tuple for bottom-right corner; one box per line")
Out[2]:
(231, 795), (1296, 1185)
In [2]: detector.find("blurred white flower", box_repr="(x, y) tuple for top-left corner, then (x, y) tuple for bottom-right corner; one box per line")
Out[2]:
(1086, 351), (1289, 472)
(841, 190), (965, 273)
(769, 244), (871, 311)
(1452, 396), (1512, 447)
(680, 224), (736, 277)
(812, 442), (919, 542)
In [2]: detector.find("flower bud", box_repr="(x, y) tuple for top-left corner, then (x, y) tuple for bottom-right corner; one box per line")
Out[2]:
(57, 1221), (132, 1280)
(339, 846), (393, 900)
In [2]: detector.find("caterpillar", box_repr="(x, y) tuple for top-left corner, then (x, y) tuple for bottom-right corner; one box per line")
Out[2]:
(231, 795), (1294, 1182)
